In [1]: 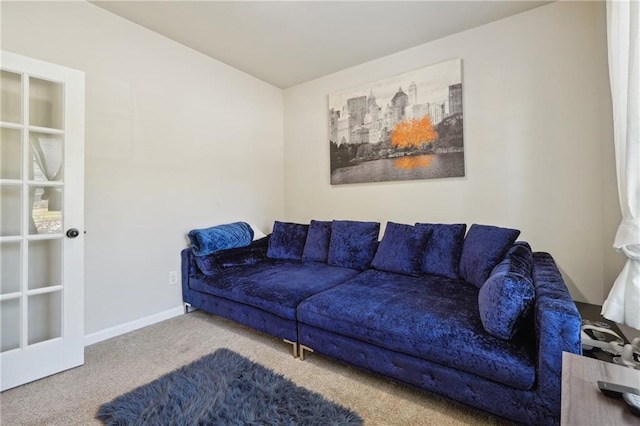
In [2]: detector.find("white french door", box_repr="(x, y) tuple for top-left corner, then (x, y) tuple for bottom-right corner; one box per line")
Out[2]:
(0, 51), (85, 391)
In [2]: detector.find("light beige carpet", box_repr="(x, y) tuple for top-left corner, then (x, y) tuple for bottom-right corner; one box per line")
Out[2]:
(0, 311), (511, 425)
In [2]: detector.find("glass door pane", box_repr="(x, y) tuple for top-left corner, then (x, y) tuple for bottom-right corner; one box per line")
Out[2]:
(0, 241), (21, 294)
(1, 298), (21, 352)
(28, 292), (62, 345)
(28, 239), (62, 290)
(29, 186), (63, 235)
(29, 132), (63, 182)
(28, 131), (64, 235)
(1, 127), (22, 179)
(0, 185), (21, 237)
(0, 70), (22, 124)
(29, 77), (63, 130)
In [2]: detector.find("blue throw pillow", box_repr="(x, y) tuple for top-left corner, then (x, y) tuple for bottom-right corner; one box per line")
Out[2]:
(478, 243), (535, 340)
(266, 221), (309, 260)
(371, 222), (432, 276)
(302, 220), (332, 262)
(188, 221), (254, 257)
(327, 220), (380, 271)
(415, 223), (466, 279)
(459, 224), (520, 288)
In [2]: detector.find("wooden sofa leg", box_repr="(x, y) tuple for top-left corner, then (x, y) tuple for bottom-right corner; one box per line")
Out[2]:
(284, 339), (299, 358)
(299, 344), (314, 361)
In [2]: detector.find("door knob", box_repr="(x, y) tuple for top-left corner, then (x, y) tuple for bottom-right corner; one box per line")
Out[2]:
(66, 228), (80, 238)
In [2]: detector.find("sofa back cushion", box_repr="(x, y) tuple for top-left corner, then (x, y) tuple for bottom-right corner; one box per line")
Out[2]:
(415, 223), (466, 279)
(327, 220), (380, 270)
(371, 222), (432, 276)
(266, 221), (309, 260)
(302, 220), (332, 262)
(459, 224), (520, 288)
(478, 242), (535, 340)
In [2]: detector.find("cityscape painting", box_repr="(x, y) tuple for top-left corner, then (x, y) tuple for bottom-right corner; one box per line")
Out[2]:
(329, 58), (464, 185)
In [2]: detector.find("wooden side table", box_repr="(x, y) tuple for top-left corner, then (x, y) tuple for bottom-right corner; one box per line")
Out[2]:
(561, 352), (640, 425)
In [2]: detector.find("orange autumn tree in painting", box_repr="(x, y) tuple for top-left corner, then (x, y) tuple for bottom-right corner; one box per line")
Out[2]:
(391, 116), (438, 149)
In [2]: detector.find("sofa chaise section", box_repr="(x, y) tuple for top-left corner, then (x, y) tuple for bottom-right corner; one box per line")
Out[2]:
(296, 252), (581, 425)
(296, 269), (536, 390)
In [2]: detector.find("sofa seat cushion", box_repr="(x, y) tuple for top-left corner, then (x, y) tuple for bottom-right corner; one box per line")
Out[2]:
(297, 270), (536, 390)
(189, 260), (360, 320)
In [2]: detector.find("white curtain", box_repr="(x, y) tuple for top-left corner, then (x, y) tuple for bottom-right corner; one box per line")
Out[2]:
(30, 133), (63, 211)
(601, 0), (640, 329)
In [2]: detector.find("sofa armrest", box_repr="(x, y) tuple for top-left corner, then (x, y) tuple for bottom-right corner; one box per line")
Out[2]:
(181, 247), (198, 298)
(181, 236), (270, 298)
(192, 235), (271, 276)
(532, 252), (582, 413)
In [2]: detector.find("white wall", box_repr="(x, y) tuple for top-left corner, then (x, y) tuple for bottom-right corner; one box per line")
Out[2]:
(283, 1), (624, 304)
(2, 2), (284, 334)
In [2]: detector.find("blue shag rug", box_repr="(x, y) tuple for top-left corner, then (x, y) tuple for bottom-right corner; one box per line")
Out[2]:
(96, 348), (362, 425)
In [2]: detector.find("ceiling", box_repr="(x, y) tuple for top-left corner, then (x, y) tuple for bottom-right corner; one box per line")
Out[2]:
(92, 1), (551, 89)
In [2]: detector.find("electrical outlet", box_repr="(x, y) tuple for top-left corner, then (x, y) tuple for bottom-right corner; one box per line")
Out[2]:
(169, 271), (179, 286)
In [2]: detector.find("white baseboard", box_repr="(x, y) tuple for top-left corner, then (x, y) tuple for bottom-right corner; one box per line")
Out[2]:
(84, 306), (184, 346)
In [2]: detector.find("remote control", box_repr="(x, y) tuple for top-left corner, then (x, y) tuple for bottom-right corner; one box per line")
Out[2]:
(597, 381), (640, 398)
(623, 393), (640, 416)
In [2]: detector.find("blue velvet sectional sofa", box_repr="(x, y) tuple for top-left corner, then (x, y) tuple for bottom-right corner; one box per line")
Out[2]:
(181, 220), (582, 425)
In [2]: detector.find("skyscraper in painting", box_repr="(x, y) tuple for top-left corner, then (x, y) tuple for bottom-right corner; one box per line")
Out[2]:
(448, 83), (462, 115)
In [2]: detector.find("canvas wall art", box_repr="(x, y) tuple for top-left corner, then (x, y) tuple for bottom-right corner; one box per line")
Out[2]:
(329, 58), (464, 185)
